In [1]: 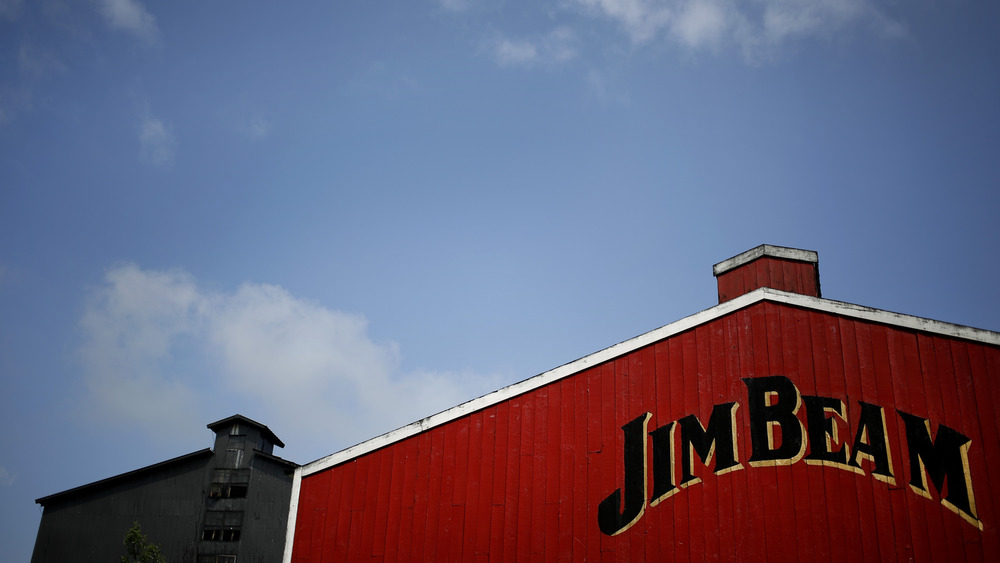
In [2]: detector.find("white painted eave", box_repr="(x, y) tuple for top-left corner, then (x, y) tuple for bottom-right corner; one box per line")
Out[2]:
(296, 288), (999, 479)
(713, 244), (818, 276)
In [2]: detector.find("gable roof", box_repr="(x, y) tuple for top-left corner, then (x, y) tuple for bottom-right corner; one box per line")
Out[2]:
(208, 414), (285, 448)
(35, 449), (214, 506)
(297, 287), (1000, 478)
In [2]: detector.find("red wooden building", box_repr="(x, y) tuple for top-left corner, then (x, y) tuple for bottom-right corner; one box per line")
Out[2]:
(283, 245), (1000, 562)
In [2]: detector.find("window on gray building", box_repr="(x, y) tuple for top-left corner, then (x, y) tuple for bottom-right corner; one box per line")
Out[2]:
(209, 469), (249, 498)
(202, 510), (242, 542)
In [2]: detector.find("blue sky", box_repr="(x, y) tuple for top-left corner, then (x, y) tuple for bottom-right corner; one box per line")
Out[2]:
(1, 0), (998, 560)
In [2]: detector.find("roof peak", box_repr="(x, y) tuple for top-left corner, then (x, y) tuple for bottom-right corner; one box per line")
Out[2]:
(207, 414), (284, 449)
(713, 244), (821, 303)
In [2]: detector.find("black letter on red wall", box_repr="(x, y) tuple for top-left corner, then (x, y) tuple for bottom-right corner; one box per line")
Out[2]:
(677, 402), (741, 486)
(897, 410), (980, 528)
(804, 395), (849, 466)
(744, 375), (805, 466)
(649, 421), (677, 505)
(598, 413), (651, 536)
(848, 401), (894, 482)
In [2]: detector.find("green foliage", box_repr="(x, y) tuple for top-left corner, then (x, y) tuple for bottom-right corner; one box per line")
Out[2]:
(121, 521), (166, 563)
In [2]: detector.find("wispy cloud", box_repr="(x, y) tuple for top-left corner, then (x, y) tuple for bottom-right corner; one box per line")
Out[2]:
(492, 26), (578, 67)
(570, 0), (906, 59)
(585, 68), (631, 106)
(672, 0), (730, 50)
(759, 0), (906, 42)
(0, 0), (22, 20)
(0, 85), (32, 124)
(346, 61), (421, 101)
(138, 111), (175, 167)
(78, 265), (502, 460)
(495, 38), (539, 66)
(0, 466), (16, 486)
(434, 0), (504, 13)
(18, 42), (66, 77)
(247, 116), (269, 140)
(435, 0), (473, 12)
(574, 0), (674, 44)
(96, 0), (159, 44)
(0, 42), (64, 125)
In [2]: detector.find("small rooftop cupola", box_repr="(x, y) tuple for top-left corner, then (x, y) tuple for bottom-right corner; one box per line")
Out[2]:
(713, 244), (821, 304)
(207, 414), (285, 458)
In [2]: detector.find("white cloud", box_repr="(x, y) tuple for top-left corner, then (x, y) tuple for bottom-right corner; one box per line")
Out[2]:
(78, 264), (502, 461)
(346, 62), (421, 101)
(545, 26), (579, 63)
(96, 0), (159, 44)
(570, 0), (906, 58)
(760, 0), (909, 44)
(436, 0), (472, 11)
(585, 68), (631, 105)
(496, 38), (539, 66)
(434, 0), (504, 13)
(492, 26), (578, 67)
(248, 116), (269, 139)
(0, 466), (14, 486)
(672, 0), (730, 50)
(78, 266), (204, 437)
(138, 112), (175, 167)
(574, 0), (674, 44)
(18, 42), (67, 76)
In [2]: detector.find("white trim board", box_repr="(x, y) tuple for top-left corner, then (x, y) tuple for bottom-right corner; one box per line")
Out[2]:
(281, 467), (303, 563)
(713, 244), (818, 276)
(296, 287), (999, 479)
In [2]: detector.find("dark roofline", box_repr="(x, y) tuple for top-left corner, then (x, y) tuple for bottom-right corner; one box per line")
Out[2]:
(208, 414), (285, 449)
(35, 448), (214, 506)
(253, 448), (299, 469)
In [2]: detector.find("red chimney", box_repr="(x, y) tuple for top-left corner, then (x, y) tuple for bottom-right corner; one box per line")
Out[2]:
(713, 245), (821, 304)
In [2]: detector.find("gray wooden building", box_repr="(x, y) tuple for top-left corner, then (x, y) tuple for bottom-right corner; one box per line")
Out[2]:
(31, 415), (298, 563)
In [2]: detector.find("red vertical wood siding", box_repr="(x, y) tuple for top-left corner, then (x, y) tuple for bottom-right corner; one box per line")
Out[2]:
(292, 302), (1000, 561)
(716, 257), (820, 303)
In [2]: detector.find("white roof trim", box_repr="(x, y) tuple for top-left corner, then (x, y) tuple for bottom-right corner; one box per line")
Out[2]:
(713, 244), (818, 276)
(296, 288), (999, 479)
(767, 290), (1000, 346)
